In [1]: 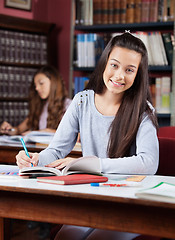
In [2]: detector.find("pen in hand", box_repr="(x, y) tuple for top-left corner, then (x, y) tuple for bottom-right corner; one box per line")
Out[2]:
(20, 138), (33, 167)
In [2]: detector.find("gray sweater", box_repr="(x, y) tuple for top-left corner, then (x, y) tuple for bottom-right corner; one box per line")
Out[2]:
(39, 90), (159, 174)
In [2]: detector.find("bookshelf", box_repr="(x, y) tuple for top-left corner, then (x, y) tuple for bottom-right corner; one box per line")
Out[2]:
(0, 14), (55, 127)
(69, 0), (174, 127)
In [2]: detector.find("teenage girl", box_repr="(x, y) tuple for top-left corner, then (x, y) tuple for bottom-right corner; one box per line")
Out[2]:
(16, 32), (159, 240)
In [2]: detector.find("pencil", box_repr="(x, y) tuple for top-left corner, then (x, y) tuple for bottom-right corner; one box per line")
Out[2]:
(20, 138), (33, 167)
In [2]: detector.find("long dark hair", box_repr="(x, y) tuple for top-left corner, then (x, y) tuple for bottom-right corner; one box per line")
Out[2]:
(86, 32), (158, 158)
(28, 65), (68, 130)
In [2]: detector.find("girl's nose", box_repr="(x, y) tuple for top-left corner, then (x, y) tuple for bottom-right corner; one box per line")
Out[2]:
(35, 85), (39, 91)
(115, 71), (124, 80)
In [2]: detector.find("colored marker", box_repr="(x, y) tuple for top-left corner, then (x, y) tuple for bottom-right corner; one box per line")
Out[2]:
(90, 183), (141, 187)
(20, 138), (33, 167)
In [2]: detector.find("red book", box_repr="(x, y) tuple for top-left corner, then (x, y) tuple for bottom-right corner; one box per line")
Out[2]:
(37, 174), (108, 185)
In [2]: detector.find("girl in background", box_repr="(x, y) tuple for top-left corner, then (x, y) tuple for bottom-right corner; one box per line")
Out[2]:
(0, 65), (71, 135)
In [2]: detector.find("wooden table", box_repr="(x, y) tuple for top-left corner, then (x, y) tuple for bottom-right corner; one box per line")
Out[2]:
(0, 143), (82, 164)
(0, 175), (175, 240)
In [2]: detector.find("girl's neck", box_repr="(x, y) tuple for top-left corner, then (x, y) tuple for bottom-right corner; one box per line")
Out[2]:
(95, 91), (123, 116)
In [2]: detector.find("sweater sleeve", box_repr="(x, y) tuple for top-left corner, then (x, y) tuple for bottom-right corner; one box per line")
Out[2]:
(38, 94), (79, 166)
(100, 115), (159, 175)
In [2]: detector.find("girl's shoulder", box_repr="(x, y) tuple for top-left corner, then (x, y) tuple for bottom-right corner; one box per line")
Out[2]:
(73, 89), (94, 102)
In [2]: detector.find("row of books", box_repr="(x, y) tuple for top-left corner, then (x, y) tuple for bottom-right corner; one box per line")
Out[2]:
(150, 76), (171, 114)
(74, 76), (90, 95)
(125, 31), (173, 66)
(74, 31), (174, 68)
(74, 0), (175, 25)
(0, 101), (29, 127)
(0, 29), (48, 64)
(74, 33), (111, 67)
(0, 66), (36, 98)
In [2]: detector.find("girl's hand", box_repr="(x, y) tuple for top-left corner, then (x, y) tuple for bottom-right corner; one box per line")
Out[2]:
(46, 157), (76, 170)
(22, 130), (32, 136)
(16, 150), (39, 169)
(0, 121), (14, 135)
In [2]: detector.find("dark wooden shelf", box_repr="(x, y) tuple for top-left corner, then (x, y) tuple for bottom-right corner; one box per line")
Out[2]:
(0, 62), (44, 68)
(75, 21), (174, 32)
(0, 14), (55, 34)
(157, 113), (171, 118)
(73, 65), (172, 72)
(0, 97), (28, 102)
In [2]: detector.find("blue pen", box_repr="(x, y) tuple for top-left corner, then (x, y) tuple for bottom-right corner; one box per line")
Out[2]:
(20, 138), (33, 167)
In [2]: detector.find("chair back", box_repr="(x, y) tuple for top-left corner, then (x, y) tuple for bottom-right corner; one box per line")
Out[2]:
(158, 126), (175, 139)
(157, 137), (175, 176)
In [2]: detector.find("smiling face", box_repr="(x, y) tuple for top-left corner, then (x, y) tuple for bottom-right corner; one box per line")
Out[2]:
(34, 73), (51, 99)
(103, 46), (141, 97)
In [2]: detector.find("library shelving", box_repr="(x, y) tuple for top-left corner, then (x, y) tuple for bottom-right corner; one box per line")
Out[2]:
(69, 1), (174, 127)
(0, 14), (55, 127)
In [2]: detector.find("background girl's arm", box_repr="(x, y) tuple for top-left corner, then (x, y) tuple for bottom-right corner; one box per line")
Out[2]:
(38, 94), (79, 166)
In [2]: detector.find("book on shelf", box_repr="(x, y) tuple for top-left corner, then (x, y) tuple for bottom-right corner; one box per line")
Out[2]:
(74, 76), (89, 95)
(158, 0), (168, 22)
(162, 32), (173, 66)
(126, 0), (135, 23)
(150, 83), (156, 107)
(149, 0), (158, 22)
(134, 0), (142, 23)
(113, 0), (120, 23)
(160, 76), (171, 113)
(155, 76), (171, 114)
(120, 0), (127, 23)
(37, 174), (108, 185)
(19, 156), (101, 177)
(101, 0), (108, 24)
(108, 0), (114, 24)
(93, 0), (102, 24)
(168, 0), (175, 21)
(141, 0), (151, 22)
(135, 182), (175, 203)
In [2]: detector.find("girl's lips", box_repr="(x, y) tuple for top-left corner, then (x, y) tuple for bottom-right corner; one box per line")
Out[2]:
(110, 79), (125, 86)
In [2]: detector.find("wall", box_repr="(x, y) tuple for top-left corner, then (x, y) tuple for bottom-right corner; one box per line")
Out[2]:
(0, 0), (71, 90)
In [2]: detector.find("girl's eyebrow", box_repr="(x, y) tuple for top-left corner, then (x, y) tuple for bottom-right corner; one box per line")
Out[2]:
(110, 58), (137, 69)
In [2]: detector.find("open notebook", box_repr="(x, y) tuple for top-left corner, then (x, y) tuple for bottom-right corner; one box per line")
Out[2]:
(19, 156), (101, 177)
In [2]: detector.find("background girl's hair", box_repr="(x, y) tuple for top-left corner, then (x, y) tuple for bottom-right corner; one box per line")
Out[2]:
(28, 65), (68, 130)
(86, 32), (158, 158)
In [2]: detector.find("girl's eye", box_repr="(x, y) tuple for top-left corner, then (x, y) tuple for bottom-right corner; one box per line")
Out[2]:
(126, 68), (134, 73)
(111, 63), (117, 68)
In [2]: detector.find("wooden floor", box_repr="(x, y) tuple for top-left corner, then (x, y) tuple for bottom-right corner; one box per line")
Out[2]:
(7, 220), (51, 240)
